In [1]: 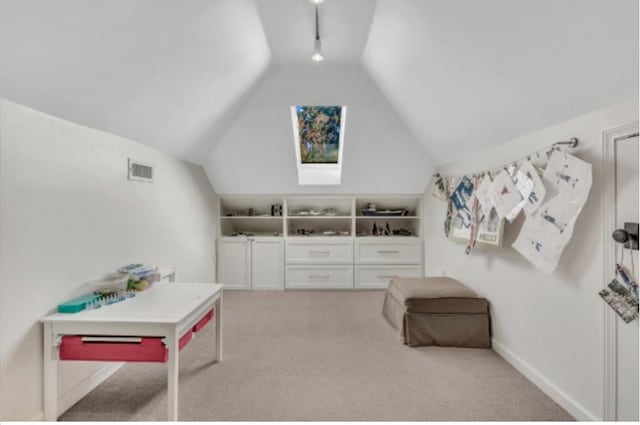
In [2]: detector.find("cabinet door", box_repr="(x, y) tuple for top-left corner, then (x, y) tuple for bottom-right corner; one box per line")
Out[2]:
(252, 239), (284, 290)
(218, 239), (251, 289)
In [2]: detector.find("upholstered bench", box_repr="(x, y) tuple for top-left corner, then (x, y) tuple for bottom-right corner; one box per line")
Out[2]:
(382, 277), (491, 348)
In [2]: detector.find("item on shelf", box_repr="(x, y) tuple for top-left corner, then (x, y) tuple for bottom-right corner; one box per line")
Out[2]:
(244, 208), (254, 216)
(270, 204), (283, 216)
(117, 263), (143, 274)
(361, 208), (409, 216)
(338, 230), (350, 236)
(323, 230), (337, 236)
(295, 228), (315, 236)
(227, 231), (255, 237)
(392, 228), (414, 236)
(291, 208), (340, 216)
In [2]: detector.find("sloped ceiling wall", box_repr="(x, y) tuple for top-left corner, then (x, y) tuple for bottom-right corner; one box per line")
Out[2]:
(363, 0), (639, 165)
(205, 64), (433, 194)
(0, 0), (270, 163)
(0, 0), (637, 194)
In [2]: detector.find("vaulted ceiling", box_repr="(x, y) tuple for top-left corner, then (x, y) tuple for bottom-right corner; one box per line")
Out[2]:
(0, 0), (637, 174)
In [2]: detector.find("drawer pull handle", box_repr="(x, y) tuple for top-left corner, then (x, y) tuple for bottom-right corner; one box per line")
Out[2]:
(309, 274), (330, 279)
(377, 275), (399, 279)
(377, 250), (400, 254)
(309, 250), (330, 255)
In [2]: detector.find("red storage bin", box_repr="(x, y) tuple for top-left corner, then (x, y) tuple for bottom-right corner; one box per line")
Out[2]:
(60, 336), (168, 362)
(193, 309), (214, 332)
(60, 331), (193, 362)
(178, 331), (192, 350)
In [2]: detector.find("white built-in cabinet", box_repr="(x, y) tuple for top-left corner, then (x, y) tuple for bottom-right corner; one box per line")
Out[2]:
(217, 195), (423, 290)
(217, 237), (284, 290)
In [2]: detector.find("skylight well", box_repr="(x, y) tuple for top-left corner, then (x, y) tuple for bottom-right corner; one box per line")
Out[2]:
(291, 105), (346, 185)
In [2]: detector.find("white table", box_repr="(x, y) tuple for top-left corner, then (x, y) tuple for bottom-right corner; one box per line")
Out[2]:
(41, 282), (223, 421)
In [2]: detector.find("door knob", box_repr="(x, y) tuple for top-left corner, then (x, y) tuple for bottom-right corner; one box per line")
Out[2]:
(612, 222), (639, 250)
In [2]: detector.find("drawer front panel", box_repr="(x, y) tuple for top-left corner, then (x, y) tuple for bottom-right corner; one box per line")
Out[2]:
(286, 240), (353, 264)
(356, 240), (422, 264)
(286, 266), (353, 289)
(355, 265), (422, 289)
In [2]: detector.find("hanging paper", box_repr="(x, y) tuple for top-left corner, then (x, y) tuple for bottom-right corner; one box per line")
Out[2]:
(431, 174), (448, 201)
(542, 148), (591, 200)
(599, 278), (639, 323)
(450, 200), (504, 247)
(512, 151), (592, 273)
(474, 175), (494, 216)
(488, 170), (523, 221)
(616, 263), (639, 302)
(449, 176), (474, 227)
(465, 176), (480, 254)
(517, 160), (546, 215)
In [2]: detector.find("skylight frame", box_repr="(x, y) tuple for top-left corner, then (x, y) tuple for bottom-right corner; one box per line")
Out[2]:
(290, 105), (347, 185)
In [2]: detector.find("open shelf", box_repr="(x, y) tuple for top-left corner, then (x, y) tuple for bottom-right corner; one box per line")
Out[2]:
(220, 197), (283, 217)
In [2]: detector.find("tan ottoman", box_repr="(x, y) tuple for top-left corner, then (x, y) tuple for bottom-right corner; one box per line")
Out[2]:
(382, 277), (491, 348)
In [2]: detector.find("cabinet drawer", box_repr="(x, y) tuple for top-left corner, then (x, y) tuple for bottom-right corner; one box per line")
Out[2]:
(286, 239), (353, 264)
(355, 239), (422, 264)
(286, 266), (353, 289)
(355, 265), (422, 289)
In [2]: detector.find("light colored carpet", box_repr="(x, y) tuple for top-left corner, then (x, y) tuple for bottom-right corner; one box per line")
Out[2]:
(60, 290), (573, 421)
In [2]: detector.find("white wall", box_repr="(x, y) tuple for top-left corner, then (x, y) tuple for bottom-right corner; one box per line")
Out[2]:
(0, 99), (218, 420)
(422, 98), (639, 420)
(205, 63), (433, 194)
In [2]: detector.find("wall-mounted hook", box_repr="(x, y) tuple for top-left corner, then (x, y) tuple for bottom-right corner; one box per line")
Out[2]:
(612, 222), (639, 250)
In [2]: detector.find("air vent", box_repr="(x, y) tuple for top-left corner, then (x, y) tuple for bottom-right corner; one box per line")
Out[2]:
(128, 159), (154, 183)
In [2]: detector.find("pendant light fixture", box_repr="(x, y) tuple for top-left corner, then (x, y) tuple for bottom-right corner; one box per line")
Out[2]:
(311, 4), (324, 62)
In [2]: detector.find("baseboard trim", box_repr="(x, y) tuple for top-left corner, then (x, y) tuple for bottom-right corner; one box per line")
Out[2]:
(30, 411), (45, 421)
(58, 363), (124, 416)
(492, 338), (598, 421)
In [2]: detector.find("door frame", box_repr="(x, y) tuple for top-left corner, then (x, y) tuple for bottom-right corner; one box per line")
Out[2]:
(601, 121), (639, 420)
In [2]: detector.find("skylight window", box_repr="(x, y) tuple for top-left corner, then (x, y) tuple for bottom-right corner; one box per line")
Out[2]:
(291, 105), (346, 185)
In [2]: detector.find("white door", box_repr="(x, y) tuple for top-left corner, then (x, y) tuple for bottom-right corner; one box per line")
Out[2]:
(218, 239), (251, 289)
(252, 239), (284, 290)
(615, 134), (639, 421)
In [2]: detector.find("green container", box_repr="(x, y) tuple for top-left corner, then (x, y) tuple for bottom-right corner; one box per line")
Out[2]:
(57, 294), (103, 313)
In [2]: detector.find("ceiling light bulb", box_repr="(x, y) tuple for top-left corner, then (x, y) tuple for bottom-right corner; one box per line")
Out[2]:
(309, 0), (324, 4)
(312, 39), (324, 62)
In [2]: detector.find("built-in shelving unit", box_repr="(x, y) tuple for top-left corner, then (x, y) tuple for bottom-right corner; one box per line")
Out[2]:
(217, 195), (423, 290)
(219, 196), (284, 237)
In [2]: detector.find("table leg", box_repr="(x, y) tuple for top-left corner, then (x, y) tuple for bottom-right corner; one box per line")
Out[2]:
(215, 293), (223, 362)
(166, 331), (179, 421)
(43, 323), (58, 421)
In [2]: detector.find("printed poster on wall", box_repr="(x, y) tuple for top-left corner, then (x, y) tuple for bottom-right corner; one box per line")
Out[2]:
(512, 151), (592, 273)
